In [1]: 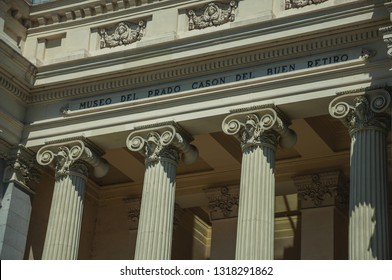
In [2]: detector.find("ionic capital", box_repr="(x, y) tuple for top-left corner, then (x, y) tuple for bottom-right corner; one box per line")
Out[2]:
(329, 89), (391, 135)
(293, 171), (348, 209)
(222, 106), (297, 151)
(2, 144), (41, 190)
(36, 139), (109, 179)
(126, 123), (198, 165)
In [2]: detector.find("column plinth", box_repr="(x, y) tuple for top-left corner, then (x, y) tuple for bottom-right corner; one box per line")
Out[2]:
(222, 107), (296, 260)
(329, 89), (391, 259)
(36, 139), (108, 260)
(126, 124), (198, 260)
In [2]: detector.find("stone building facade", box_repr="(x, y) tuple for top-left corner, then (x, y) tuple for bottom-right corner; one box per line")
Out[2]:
(0, 0), (391, 260)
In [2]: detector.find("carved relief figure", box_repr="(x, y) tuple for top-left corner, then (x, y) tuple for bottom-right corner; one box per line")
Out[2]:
(285, 0), (328, 10)
(187, 1), (237, 30)
(99, 21), (145, 48)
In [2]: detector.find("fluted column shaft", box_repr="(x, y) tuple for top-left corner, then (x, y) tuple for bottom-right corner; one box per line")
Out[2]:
(329, 90), (391, 259)
(36, 139), (108, 260)
(134, 158), (176, 259)
(349, 128), (389, 259)
(42, 164), (87, 260)
(222, 107), (297, 260)
(127, 124), (198, 260)
(236, 144), (275, 259)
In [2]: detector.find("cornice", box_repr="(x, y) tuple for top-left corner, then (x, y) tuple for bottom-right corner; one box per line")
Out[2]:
(26, 0), (200, 33)
(29, 24), (382, 104)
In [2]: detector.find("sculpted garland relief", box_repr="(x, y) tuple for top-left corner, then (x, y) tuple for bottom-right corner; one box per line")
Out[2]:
(285, 0), (328, 9)
(187, 1), (237, 30)
(99, 21), (145, 48)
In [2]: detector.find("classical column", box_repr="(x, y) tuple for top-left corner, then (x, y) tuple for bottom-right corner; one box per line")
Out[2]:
(36, 139), (108, 260)
(0, 142), (40, 259)
(222, 106), (297, 260)
(293, 171), (349, 259)
(329, 89), (391, 259)
(126, 124), (198, 260)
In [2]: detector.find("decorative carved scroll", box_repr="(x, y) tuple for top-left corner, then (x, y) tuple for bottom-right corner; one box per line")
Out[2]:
(99, 21), (145, 48)
(285, 0), (328, 10)
(222, 106), (297, 151)
(126, 123), (198, 165)
(329, 89), (391, 135)
(187, 1), (237, 30)
(36, 139), (109, 178)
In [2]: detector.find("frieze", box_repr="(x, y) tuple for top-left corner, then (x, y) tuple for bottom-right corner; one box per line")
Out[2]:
(28, 27), (379, 105)
(99, 21), (145, 49)
(187, 1), (237, 30)
(285, 0), (328, 10)
(62, 49), (365, 114)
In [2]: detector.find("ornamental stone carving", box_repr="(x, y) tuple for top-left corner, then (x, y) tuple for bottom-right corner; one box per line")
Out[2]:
(205, 186), (239, 219)
(2, 145), (41, 188)
(99, 21), (145, 48)
(285, 0), (328, 10)
(126, 123), (198, 165)
(187, 1), (237, 30)
(329, 89), (391, 135)
(293, 171), (348, 209)
(222, 106), (297, 151)
(124, 198), (141, 230)
(379, 26), (392, 59)
(36, 139), (109, 178)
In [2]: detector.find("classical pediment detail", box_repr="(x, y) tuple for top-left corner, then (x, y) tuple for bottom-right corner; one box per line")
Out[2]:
(99, 21), (145, 49)
(285, 0), (328, 10)
(187, 1), (237, 30)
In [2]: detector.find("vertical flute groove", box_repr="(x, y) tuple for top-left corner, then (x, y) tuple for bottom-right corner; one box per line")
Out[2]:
(42, 171), (86, 260)
(349, 128), (389, 259)
(236, 144), (276, 260)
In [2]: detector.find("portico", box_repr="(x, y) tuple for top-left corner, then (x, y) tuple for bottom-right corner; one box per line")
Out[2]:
(0, 0), (391, 260)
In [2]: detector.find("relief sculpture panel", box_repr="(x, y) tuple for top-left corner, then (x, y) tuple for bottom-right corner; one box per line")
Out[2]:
(187, 1), (237, 30)
(99, 21), (145, 48)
